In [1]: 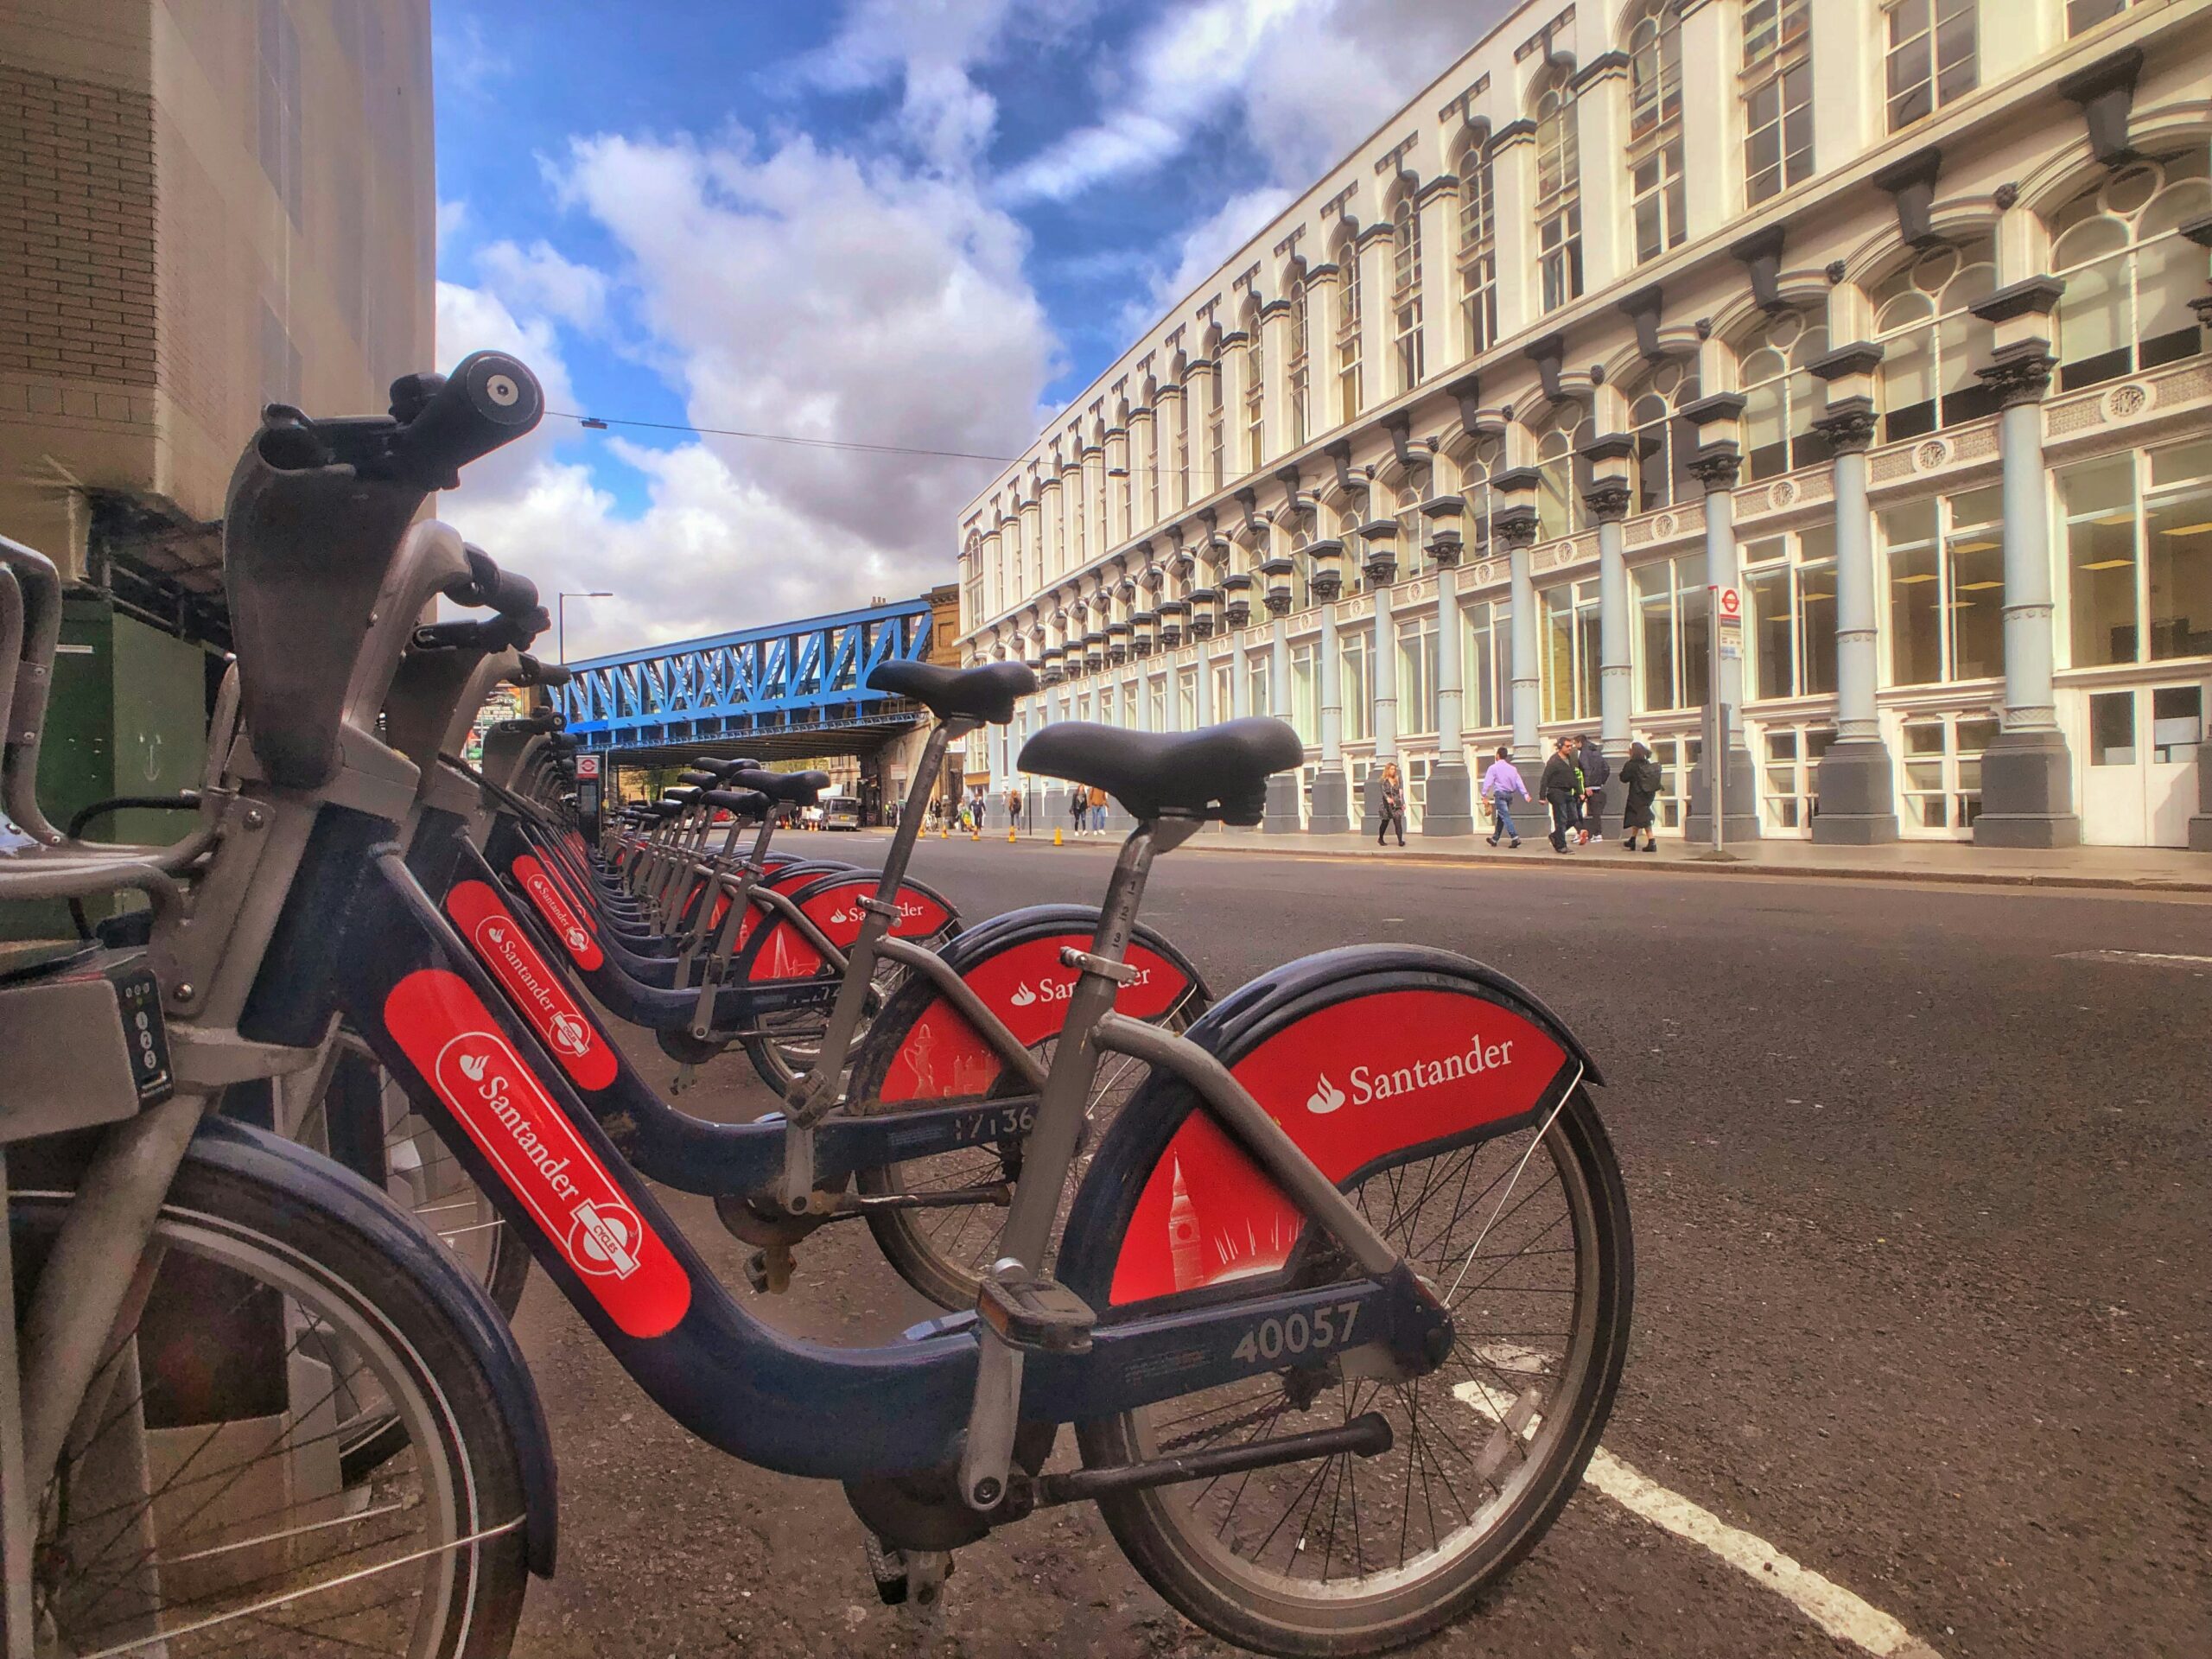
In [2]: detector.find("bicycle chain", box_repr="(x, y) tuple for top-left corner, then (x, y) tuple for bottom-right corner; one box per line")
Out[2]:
(1156, 1396), (1294, 1453)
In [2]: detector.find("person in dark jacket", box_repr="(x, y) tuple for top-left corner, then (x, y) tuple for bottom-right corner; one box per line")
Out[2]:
(1375, 761), (1407, 847)
(1618, 741), (1662, 852)
(1540, 735), (1581, 854)
(1577, 735), (1611, 844)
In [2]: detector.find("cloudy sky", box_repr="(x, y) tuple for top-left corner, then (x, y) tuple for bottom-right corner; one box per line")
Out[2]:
(433, 0), (1509, 661)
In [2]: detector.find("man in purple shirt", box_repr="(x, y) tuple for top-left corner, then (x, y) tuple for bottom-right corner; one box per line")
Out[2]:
(1479, 746), (1527, 849)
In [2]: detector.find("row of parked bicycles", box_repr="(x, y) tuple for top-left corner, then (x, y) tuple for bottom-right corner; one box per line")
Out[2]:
(0, 353), (1632, 1656)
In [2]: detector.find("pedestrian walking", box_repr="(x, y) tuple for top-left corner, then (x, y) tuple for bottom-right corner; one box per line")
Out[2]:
(1087, 785), (1109, 835)
(1006, 785), (1022, 832)
(1577, 734), (1611, 844)
(1479, 746), (1527, 848)
(1068, 787), (1086, 837)
(1541, 735), (1581, 855)
(1619, 741), (1662, 853)
(1375, 761), (1407, 848)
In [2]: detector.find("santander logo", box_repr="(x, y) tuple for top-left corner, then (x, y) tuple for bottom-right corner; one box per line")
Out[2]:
(385, 969), (689, 1338)
(513, 855), (602, 971)
(1309, 1029), (1521, 1112)
(1007, 965), (1150, 1009)
(449, 880), (616, 1090)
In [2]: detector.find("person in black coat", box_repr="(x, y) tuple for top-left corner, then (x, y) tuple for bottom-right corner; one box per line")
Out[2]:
(1577, 734), (1611, 843)
(1540, 735), (1581, 854)
(1618, 741), (1662, 852)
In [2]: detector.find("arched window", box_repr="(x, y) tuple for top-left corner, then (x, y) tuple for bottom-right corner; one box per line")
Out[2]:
(1627, 1), (1686, 264)
(1457, 140), (1499, 359)
(1287, 276), (1310, 448)
(1871, 237), (1999, 442)
(2048, 149), (2212, 394)
(1535, 403), (1594, 540)
(1736, 307), (1831, 482)
(1391, 194), (1426, 391)
(1533, 66), (1583, 313)
(1334, 232), (1363, 422)
(1621, 355), (1702, 514)
(1743, 0), (1812, 206)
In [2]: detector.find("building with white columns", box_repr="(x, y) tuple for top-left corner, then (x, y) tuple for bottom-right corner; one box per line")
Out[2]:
(957, 0), (2212, 851)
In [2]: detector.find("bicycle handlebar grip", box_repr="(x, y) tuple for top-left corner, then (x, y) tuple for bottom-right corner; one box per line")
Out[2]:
(517, 657), (573, 688)
(389, 352), (543, 487)
(452, 547), (543, 617)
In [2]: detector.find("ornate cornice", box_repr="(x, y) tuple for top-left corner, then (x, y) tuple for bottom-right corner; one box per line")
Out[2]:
(1808, 341), (1885, 382)
(1970, 276), (2066, 325)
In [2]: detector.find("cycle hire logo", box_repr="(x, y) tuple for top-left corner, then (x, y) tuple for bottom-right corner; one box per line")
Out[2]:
(1306, 1075), (1348, 1115)
(512, 855), (602, 971)
(384, 969), (690, 1338)
(447, 879), (617, 1090)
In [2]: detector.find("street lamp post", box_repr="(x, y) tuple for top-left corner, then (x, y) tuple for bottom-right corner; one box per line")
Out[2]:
(557, 590), (613, 665)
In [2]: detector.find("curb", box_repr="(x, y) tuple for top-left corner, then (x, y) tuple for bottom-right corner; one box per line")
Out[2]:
(971, 831), (2212, 895)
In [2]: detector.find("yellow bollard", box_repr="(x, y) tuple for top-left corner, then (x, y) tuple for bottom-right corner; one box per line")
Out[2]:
(1052, 827), (1063, 847)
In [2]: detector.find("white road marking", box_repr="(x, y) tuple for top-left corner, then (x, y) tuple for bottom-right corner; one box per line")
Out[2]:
(2059, 948), (2212, 968)
(1453, 1378), (1943, 1659)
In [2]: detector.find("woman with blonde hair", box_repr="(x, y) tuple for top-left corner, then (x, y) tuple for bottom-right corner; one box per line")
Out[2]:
(1376, 760), (1408, 848)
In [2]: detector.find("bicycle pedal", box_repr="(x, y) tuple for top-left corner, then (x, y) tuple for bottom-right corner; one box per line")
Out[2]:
(671, 1062), (697, 1095)
(743, 1243), (795, 1294)
(862, 1532), (908, 1605)
(976, 1268), (1095, 1355)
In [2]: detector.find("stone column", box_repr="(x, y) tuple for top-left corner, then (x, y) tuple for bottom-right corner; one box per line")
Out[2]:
(1196, 641), (1214, 728)
(1583, 437), (1637, 828)
(1356, 224), (1394, 407)
(1415, 176), (1459, 376)
(1572, 54), (1629, 294)
(1156, 385), (1185, 515)
(1493, 493), (1542, 767)
(1808, 395), (1900, 842)
(1364, 580), (1397, 834)
(1426, 558), (1475, 836)
(1685, 443), (1760, 842)
(1487, 124), (1537, 342)
(1217, 335), (1249, 482)
(1677, 0), (1736, 241)
(1310, 595), (1351, 834)
(1259, 299), (1293, 461)
(1974, 339), (2082, 847)
(1264, 610), (1300, 830)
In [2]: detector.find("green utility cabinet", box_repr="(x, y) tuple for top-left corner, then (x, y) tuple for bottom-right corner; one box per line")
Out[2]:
(1, 599), (214, 942)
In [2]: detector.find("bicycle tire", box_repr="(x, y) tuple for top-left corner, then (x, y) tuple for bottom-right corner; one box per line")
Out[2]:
(1068, 1081), (1631, 1657)
(9, 1133), (534, 1656)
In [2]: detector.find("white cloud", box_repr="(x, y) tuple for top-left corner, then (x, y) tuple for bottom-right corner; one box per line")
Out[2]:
(1124, 183), (1294, 332)
(803, 0), (1095, 173)
(436, 198), (469, 245)
(473, 239), (610, 333)
(1003, 0), (1510, 203)
(434, 125), (1058, 659)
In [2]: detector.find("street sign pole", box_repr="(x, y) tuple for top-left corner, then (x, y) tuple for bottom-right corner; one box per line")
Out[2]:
(1707, 585), (1744, 860)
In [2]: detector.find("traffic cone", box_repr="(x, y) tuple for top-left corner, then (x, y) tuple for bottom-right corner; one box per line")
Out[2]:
(1052, 827), (1063, 847)
(1007, 825), (1016, 843)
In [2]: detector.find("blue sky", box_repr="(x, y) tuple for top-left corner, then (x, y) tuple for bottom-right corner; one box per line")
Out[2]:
(430, 0), (1496, 658)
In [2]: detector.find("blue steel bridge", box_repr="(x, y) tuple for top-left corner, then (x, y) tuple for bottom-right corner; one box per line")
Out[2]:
(556, 594), (941, 768)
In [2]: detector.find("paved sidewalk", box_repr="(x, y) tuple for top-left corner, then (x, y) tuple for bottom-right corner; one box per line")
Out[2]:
(920, 824), (2212, 893)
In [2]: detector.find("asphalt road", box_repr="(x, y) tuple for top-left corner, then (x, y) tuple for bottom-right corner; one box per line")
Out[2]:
(511, 837), (2211, 1659)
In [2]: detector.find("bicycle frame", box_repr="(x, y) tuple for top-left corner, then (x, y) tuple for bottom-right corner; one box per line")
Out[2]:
(319, 815), (1452, 1484)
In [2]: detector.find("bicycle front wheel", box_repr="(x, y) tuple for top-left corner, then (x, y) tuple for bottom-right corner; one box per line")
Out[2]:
(10, 1135), (533, 1656)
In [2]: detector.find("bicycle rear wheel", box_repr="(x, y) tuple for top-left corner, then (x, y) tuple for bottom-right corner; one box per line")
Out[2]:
(1074, 1085), (1631, 1657)
(9, 1137), (532, 1656)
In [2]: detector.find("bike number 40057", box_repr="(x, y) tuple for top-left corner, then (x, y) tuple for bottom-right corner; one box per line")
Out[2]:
(1232, 1300), (1360, 1364)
